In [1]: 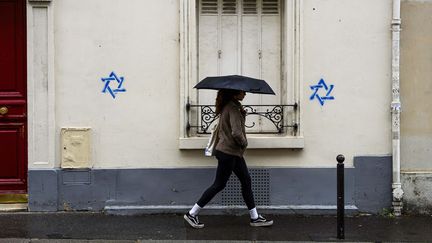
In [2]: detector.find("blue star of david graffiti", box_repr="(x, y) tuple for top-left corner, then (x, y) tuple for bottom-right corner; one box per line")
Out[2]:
(101, 71), (126, 99)
(309, 78), (335, 106)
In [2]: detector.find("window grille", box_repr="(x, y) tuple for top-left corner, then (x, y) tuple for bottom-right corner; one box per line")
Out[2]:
(186, 103), (298, 135)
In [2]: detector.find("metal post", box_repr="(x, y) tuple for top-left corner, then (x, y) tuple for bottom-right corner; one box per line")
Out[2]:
(337, 154), (345, 239)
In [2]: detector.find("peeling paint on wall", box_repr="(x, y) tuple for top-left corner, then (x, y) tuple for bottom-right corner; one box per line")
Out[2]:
(402, 173), (432, 214)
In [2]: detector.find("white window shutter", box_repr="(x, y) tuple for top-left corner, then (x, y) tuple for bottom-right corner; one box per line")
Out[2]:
(220, 13), (239, 75)
(262, 0), (279, 15)
(199, 0), (220, 105)
(198, 0), (282, 133)
(222, 0), (237, 14)
(260, 10), (281, 106)
(200, 0), (218, 15)
(241, 0), (261, 132)
(243, 0), (257, 15)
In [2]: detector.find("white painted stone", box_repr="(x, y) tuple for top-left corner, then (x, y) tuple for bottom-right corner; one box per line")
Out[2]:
(27, 0), (55, 169)
(25, 0), (393, 168)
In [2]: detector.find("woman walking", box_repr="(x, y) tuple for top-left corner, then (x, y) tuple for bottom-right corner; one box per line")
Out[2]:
(184, 89), (273, 229)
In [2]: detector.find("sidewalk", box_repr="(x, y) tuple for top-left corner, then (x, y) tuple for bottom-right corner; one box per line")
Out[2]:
(0, 212), (431, 242)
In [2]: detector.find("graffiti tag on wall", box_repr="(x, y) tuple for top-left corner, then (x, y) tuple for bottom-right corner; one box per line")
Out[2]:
(310, 78), (334, 106)
(101, 71), (126, 99)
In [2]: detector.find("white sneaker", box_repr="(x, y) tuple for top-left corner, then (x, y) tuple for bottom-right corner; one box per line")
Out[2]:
(250, 215), (273, 227)
(184, 212), (204, 229)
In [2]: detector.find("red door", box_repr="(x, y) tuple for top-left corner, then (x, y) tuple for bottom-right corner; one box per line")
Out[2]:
(0, 0), (27, 194)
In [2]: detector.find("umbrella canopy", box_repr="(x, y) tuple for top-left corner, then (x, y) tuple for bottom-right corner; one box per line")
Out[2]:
(194, 75), (276, 95)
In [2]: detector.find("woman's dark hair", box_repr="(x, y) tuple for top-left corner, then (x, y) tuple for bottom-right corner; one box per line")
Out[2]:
(215, 89), (241, 115)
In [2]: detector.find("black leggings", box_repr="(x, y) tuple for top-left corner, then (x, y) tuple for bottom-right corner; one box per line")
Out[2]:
(197, 150), (256, 210)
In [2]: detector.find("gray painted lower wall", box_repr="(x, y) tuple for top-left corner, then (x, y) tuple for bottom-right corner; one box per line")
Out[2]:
(28, 169), (58, 211)
(354, 156), (393, 213)
(28, 156), (392, 214)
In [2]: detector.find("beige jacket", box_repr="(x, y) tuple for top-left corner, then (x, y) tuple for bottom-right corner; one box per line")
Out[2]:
(215, 100), (248, 157)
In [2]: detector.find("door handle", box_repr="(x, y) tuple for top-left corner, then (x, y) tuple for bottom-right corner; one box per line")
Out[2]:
(0, 106), (8, 115)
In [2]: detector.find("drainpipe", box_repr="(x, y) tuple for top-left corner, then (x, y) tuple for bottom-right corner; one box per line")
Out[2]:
(391, 0), (404, 216)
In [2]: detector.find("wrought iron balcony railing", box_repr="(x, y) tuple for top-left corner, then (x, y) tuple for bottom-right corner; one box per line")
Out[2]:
(186, 102), (298, 135)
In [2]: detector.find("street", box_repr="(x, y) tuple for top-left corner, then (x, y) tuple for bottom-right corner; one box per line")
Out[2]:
(0, 212), (431, 242)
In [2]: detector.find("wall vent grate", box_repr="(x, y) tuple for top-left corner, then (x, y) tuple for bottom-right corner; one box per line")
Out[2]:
(221, 169), (270, 206)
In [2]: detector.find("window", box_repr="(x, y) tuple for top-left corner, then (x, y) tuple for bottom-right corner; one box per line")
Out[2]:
(179, 0), (303, 148)
(197, 0), (286, 134)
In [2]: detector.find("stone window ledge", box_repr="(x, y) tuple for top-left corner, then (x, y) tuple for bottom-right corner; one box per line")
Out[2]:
(179, 136), (304, 149)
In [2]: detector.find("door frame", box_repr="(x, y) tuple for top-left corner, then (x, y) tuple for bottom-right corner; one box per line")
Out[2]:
(26, 0), (56, 173)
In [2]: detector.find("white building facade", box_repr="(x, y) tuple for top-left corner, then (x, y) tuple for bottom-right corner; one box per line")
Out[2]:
(0, 0), (430, 214)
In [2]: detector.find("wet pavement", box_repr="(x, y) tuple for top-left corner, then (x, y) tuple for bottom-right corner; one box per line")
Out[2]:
(0, 212), (431, 242)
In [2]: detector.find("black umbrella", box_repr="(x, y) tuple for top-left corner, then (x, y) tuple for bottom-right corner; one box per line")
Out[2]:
(194, 75), (276, 95)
